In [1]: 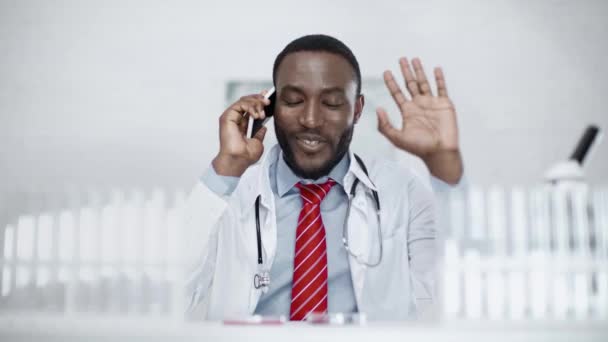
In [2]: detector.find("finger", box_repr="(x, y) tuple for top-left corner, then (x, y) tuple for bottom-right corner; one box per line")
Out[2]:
(259, 89), (270, 110)
(411, 57), (433, 96)
(251, 125), (267, 143)
(253, 100), (265, 119)
(229, 101), (260, 122)
(222, 103), (247, 126)
(376, 107), (401, 146)
(242, 94), (265, 100)
(259, 90), (271, 105)
(239, 95), (267, 119)
(259, 90), (271, 106)
(242, 99), (266, 120)
(245, 126), (266, 161)
(383, 70), (409, 112)
(434, 67), (448, 97)
(249, 93), (269, 105)
(236, 111), (249, 134)
(399, 57), (420, 97)
(248, 97), (268, 119)
(234, 97), (256, 119)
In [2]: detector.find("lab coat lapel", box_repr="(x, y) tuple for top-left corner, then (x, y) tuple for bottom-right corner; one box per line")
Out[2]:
(343, 151), (378, 312)
(345, 187), (369, 310)
(238, 145), (279, 264)
(237, 146), (279, 313)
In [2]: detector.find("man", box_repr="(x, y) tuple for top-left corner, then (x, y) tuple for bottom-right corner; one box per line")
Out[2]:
(184, 34), (464, 321)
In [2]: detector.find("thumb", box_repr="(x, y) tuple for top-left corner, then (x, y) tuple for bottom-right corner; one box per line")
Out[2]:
(246, 126), (267, 161)
(376, 107), (401, 146)
(252, 125), (267, 142)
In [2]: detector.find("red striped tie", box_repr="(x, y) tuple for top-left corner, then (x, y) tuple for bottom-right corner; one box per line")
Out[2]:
(290, 179), (336, 321)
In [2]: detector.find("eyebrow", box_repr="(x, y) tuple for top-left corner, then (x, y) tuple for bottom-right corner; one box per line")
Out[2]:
(280, 85), (305, 94)
(280, 85), (346, 95)
(321, 87), (346, 95)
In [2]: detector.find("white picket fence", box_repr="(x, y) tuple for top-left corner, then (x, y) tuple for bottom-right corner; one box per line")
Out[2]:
(0, 187), (188, 318)
(1, 184), (607, 322)
(439, 184), (608, 321)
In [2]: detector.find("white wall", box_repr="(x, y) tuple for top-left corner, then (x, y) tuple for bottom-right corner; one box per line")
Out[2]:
(1, 0), (607, 196)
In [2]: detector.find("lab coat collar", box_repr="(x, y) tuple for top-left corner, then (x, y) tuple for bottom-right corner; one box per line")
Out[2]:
(345, 149), (378, 193)
(276, 150), (349, 197)
(239, 144), (280, 213)
(238, 144), (378, 213)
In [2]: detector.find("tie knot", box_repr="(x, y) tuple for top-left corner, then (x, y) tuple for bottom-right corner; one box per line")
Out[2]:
(296, 179), (336, 205)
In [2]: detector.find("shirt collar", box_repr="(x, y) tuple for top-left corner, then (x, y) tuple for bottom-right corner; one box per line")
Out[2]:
(276, 151), (350, 197)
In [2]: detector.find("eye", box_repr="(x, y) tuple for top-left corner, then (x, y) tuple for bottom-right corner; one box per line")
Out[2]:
(323, 101), (344, 109)
(283, 100), (303, 107)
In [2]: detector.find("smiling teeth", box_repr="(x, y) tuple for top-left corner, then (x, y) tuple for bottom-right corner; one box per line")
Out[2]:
(302, 139), (320, 146)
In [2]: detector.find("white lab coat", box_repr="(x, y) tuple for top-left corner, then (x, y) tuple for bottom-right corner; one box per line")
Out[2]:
(182, 144), (438, 321)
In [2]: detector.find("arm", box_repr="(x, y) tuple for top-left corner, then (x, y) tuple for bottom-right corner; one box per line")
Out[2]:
(406, 174), (437, 316)
(182, 181), (229, 320)
(376, 57), (464, 186)
(184, 90), (270, 319)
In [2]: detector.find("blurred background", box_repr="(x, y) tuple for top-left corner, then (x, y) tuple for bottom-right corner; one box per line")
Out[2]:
(1, 0), (606, 194)
(1, 0), (608, 340)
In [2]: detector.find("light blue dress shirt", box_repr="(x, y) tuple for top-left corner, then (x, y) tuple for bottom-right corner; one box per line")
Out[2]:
(201, 152), (358, 316)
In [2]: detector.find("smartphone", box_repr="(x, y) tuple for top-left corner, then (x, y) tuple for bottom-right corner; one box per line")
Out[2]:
(247, 87), (276, 138)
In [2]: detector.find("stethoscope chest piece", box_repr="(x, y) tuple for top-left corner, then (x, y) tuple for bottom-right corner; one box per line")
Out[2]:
(254, 270), (270, 292)
(253, 195), (271, 292)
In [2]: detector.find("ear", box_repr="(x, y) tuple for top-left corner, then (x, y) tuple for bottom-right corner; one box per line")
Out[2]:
(354, 94), (365, 124)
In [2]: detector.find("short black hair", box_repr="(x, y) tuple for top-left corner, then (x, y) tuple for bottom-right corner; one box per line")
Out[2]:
(272, 34), (362, 95)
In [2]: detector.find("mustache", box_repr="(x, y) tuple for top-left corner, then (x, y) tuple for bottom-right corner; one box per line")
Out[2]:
(293, 130), (327, 141)
(275, 122), (355, 180)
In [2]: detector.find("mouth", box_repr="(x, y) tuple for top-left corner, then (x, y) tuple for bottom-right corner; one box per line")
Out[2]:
(295, 135), (325, 153)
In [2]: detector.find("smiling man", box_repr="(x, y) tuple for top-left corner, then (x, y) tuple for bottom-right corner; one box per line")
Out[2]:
(184, 34), (464, 321)
(272, 49), (361, 181)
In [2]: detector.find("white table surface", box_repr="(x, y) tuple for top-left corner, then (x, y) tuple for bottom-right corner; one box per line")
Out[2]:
(1, 313), (607, 342)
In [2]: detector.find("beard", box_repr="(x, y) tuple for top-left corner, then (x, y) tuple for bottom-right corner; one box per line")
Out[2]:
(275, 122), (354, 180)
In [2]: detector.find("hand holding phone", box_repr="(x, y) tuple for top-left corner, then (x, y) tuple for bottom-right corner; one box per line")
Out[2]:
(212, 88), (274, 177)
(248, 87), (276, 138)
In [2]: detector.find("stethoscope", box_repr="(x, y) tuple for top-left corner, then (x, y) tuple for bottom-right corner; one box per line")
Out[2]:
(253, 154), (383, 290)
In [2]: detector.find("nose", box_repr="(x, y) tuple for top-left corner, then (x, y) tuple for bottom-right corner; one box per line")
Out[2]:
(298, 100), (324, 128)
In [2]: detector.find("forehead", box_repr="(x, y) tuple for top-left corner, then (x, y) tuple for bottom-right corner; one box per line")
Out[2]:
(275, 51), (357, 93)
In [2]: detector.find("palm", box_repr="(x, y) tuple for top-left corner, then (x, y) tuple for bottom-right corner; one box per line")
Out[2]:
(377, 58), (459, 159)
(399, 95), (458, 156)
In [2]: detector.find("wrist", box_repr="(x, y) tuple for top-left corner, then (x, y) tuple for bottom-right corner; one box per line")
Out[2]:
(212, 153), (251, 177)
(422, 149), (464, 185)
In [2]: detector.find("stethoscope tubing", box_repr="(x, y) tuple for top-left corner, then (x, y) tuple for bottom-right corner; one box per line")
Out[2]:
(254, 155), (382, 272)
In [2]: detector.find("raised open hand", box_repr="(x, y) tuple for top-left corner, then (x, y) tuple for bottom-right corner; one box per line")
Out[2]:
(377, 57), (463, 183)
(377, 57), (459, 157)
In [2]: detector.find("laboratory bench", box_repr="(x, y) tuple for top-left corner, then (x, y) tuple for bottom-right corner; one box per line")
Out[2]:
(0, 313), (606, 342)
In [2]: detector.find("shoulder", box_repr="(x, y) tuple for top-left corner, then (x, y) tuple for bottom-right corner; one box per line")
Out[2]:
(363, 157), (434, 209)
(367, 158), (427, 189)
(238, 161), (263, 185)
(226, 162), (262, 206)
(232, 145), (279, 197)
